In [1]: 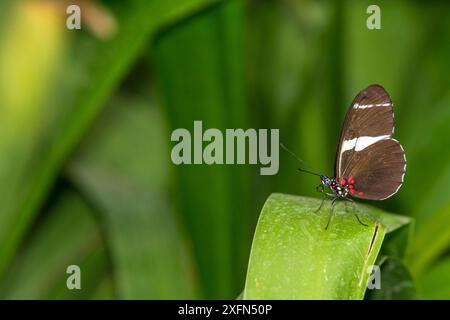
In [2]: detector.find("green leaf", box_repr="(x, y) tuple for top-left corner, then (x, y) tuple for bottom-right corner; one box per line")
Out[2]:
(418, 258), (450, 299)
(243, 193), (411, 299)
(409, 203), (450, 277)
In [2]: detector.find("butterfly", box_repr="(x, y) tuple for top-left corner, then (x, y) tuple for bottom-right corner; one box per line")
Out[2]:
(296, 85), (406, 229)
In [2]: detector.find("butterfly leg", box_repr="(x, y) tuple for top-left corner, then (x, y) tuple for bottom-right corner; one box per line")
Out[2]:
(314, 184), (325, 212)
(325, 197), (338, 230)
(345, 197), (368, 227)
(315, 192), (335, 213)
(315, 194), (326, 213)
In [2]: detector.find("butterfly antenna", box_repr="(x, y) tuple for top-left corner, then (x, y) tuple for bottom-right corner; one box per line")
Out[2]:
(279, 143), (323, 177)
(297, 168), (322, 177)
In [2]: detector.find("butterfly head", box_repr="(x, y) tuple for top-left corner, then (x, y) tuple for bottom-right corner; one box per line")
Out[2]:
(320, 175), (334, 187)
(320, 175), (351, 197)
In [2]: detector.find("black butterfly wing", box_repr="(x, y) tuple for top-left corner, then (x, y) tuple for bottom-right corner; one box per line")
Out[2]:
(343, 139), (406, 200)
(334, 84), (406, 200)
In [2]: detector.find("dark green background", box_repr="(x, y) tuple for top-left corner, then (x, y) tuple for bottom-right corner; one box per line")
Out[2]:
(0, 0), (449, 299)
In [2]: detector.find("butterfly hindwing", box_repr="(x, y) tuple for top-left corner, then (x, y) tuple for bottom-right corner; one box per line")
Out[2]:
(344, 139), (406, 200)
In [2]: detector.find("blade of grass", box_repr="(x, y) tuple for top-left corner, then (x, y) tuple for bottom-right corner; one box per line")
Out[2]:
(406, 160), (450, 277)
(152, 0), (250, 298)
(409, 203), (450, 277)
(417, 258), (450, 299)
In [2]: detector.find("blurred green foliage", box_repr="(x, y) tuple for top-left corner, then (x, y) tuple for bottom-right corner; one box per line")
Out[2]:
(0, 0), (450, 299)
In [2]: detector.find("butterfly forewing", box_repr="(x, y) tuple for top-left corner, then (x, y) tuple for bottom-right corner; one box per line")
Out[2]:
(335, 84), (406, 200)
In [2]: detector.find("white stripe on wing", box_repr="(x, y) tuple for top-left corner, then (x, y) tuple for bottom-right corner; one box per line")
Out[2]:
(354, 103), (391, 109)
(341, 135), (390, 152)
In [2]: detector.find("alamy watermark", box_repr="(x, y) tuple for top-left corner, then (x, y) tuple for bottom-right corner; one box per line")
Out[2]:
(366, 264), (381, 290)
(367, 5), (381, 29)
(171, 121), (279, 175)
(66, 265), (81, 290)
(66, 5), (81, 30)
